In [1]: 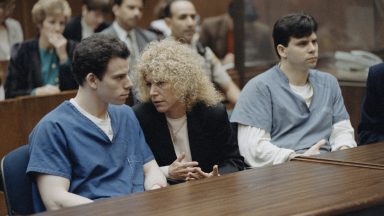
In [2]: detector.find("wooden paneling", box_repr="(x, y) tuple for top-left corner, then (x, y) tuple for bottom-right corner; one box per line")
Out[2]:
(0, 91), (76, 216)
(0, 90), (76, 159)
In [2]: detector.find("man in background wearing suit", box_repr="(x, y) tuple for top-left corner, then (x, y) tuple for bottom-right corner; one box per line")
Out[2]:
(101, 0), (157, 70)
(358, 63), (384, 145)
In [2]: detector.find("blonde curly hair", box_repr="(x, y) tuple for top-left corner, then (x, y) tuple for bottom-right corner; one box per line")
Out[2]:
(135, 39), (223, 111)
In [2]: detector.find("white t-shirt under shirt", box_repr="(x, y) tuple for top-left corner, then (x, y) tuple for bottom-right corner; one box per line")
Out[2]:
(70, 99), (113, 141)
(160, 115), (192, 177)
(237, 81), (356, 167)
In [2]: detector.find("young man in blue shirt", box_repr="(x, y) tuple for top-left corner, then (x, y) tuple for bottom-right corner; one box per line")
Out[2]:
(231, 13), (356, 167)
(27, 34), (166, 210)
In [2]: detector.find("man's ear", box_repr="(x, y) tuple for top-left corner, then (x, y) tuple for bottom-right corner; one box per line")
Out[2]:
(277, 44), (287, 59)
(85, 73), (98, 89)
(112, 4), (119, 17)
(165, 17), (172, 28)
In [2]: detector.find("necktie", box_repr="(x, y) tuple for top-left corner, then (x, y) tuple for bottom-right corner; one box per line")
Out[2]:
(126, 32), (137, 69)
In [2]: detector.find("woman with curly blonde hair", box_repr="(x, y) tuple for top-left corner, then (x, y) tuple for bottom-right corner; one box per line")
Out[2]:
(133, 40), (244, 183)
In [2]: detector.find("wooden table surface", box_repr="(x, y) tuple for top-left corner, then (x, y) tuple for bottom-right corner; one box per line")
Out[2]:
(313, 142), (384, 165)
(34, 153), (384, 216)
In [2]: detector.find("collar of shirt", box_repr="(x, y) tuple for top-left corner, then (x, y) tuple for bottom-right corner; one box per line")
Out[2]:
(81, 17), (95, 39)
(112, 21), (135, 42)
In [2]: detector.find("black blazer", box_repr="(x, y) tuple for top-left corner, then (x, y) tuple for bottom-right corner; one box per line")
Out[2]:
(358, 63), (384, 145)
(133, 102), (244, 174)
(5, 38), (78, 98)
(63, 15), (110, 42)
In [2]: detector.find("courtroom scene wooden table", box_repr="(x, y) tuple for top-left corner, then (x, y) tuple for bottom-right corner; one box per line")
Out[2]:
(312, 142), (384, 165)
(33, 148), (384, 216)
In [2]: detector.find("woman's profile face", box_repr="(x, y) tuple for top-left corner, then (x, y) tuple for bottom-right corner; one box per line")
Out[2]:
(145, 75), (186, 118)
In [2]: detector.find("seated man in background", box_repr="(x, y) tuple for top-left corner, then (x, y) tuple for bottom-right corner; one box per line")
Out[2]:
(63, 0), (111, 42)
(199, 0), (276, 66)
(133, 39), (244, 183)
(231, 13), (356, 167)
(5, 0), (78, 98)
(358, 63), (384, 145)
(0, 0), (23, 100)
(164, 0), (240, 105)
(27, 34), (166, 211)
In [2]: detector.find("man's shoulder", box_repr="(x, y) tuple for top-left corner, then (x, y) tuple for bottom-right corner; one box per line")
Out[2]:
(35, 102), (74, 127)
(310, 69), (338, 84)
(109, 104), (135, 117)
(247, 66), (279, 85)
(99, 25), (117, 36)
(134, 28), (157, 41)
(369, 63), (384, 77)
(65, 15), (81, 27)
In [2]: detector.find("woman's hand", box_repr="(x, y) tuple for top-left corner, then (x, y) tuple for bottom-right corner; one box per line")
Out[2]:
(186, 165), (220, 181)
(168, 153), (200, 180)
(47, 32), (68, 63)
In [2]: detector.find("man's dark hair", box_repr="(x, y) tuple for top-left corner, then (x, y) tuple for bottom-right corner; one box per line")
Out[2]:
(112, 0), (145, 6)
(163, 0), (189, 18)
(72, 34), (129, 85)
(82, 0), (111, 13)
(272, 13), (318, 57)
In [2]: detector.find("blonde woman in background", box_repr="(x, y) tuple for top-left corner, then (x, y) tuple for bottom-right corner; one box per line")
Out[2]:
(5, 0), (78, 98)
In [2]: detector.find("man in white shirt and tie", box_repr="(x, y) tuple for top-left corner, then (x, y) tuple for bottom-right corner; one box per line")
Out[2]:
(101, 0), (157, 70)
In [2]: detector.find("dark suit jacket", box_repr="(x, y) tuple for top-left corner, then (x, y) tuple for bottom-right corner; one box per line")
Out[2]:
(63, 15), (110, 42)
(358, 63), (384, 145)
(199, 14), (276, 63)
(5, 38), (78, 98)
(133, 102), (244, 174)
(100, 25), (157, 53)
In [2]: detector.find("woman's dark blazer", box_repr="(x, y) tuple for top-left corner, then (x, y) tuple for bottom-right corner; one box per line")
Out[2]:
(5, 38), (78, 98)
(133, 102), (244, 174)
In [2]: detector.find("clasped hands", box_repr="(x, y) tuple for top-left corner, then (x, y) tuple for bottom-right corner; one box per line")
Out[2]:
(168, 153), (219, 181)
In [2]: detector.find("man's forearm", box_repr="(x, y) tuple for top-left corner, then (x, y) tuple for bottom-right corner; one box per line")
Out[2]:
(144, 160), (167, 190)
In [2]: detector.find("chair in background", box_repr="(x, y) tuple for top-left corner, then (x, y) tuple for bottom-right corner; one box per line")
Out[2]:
(1, 145), (44, 215)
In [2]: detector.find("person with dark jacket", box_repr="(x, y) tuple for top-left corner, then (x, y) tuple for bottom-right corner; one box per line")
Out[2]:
(5, 0), (77, 98)
(63, 0), (111, 42)
(133, 40), (244, 183)
(358, 63), (384, 145)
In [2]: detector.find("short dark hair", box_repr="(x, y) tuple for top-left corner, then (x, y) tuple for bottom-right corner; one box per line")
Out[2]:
(112, 0), (144, 6)
(163, 0), (189, 18)
(272, 13), (318, 57)
(82, 0), (111, 13)
(72, 34), (130, 85)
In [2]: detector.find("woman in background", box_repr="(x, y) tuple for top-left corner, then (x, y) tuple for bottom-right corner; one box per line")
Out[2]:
(5, 0), (77, 98)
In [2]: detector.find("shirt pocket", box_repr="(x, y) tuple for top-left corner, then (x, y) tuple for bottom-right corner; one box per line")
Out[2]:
(127, 155), (144, 193)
